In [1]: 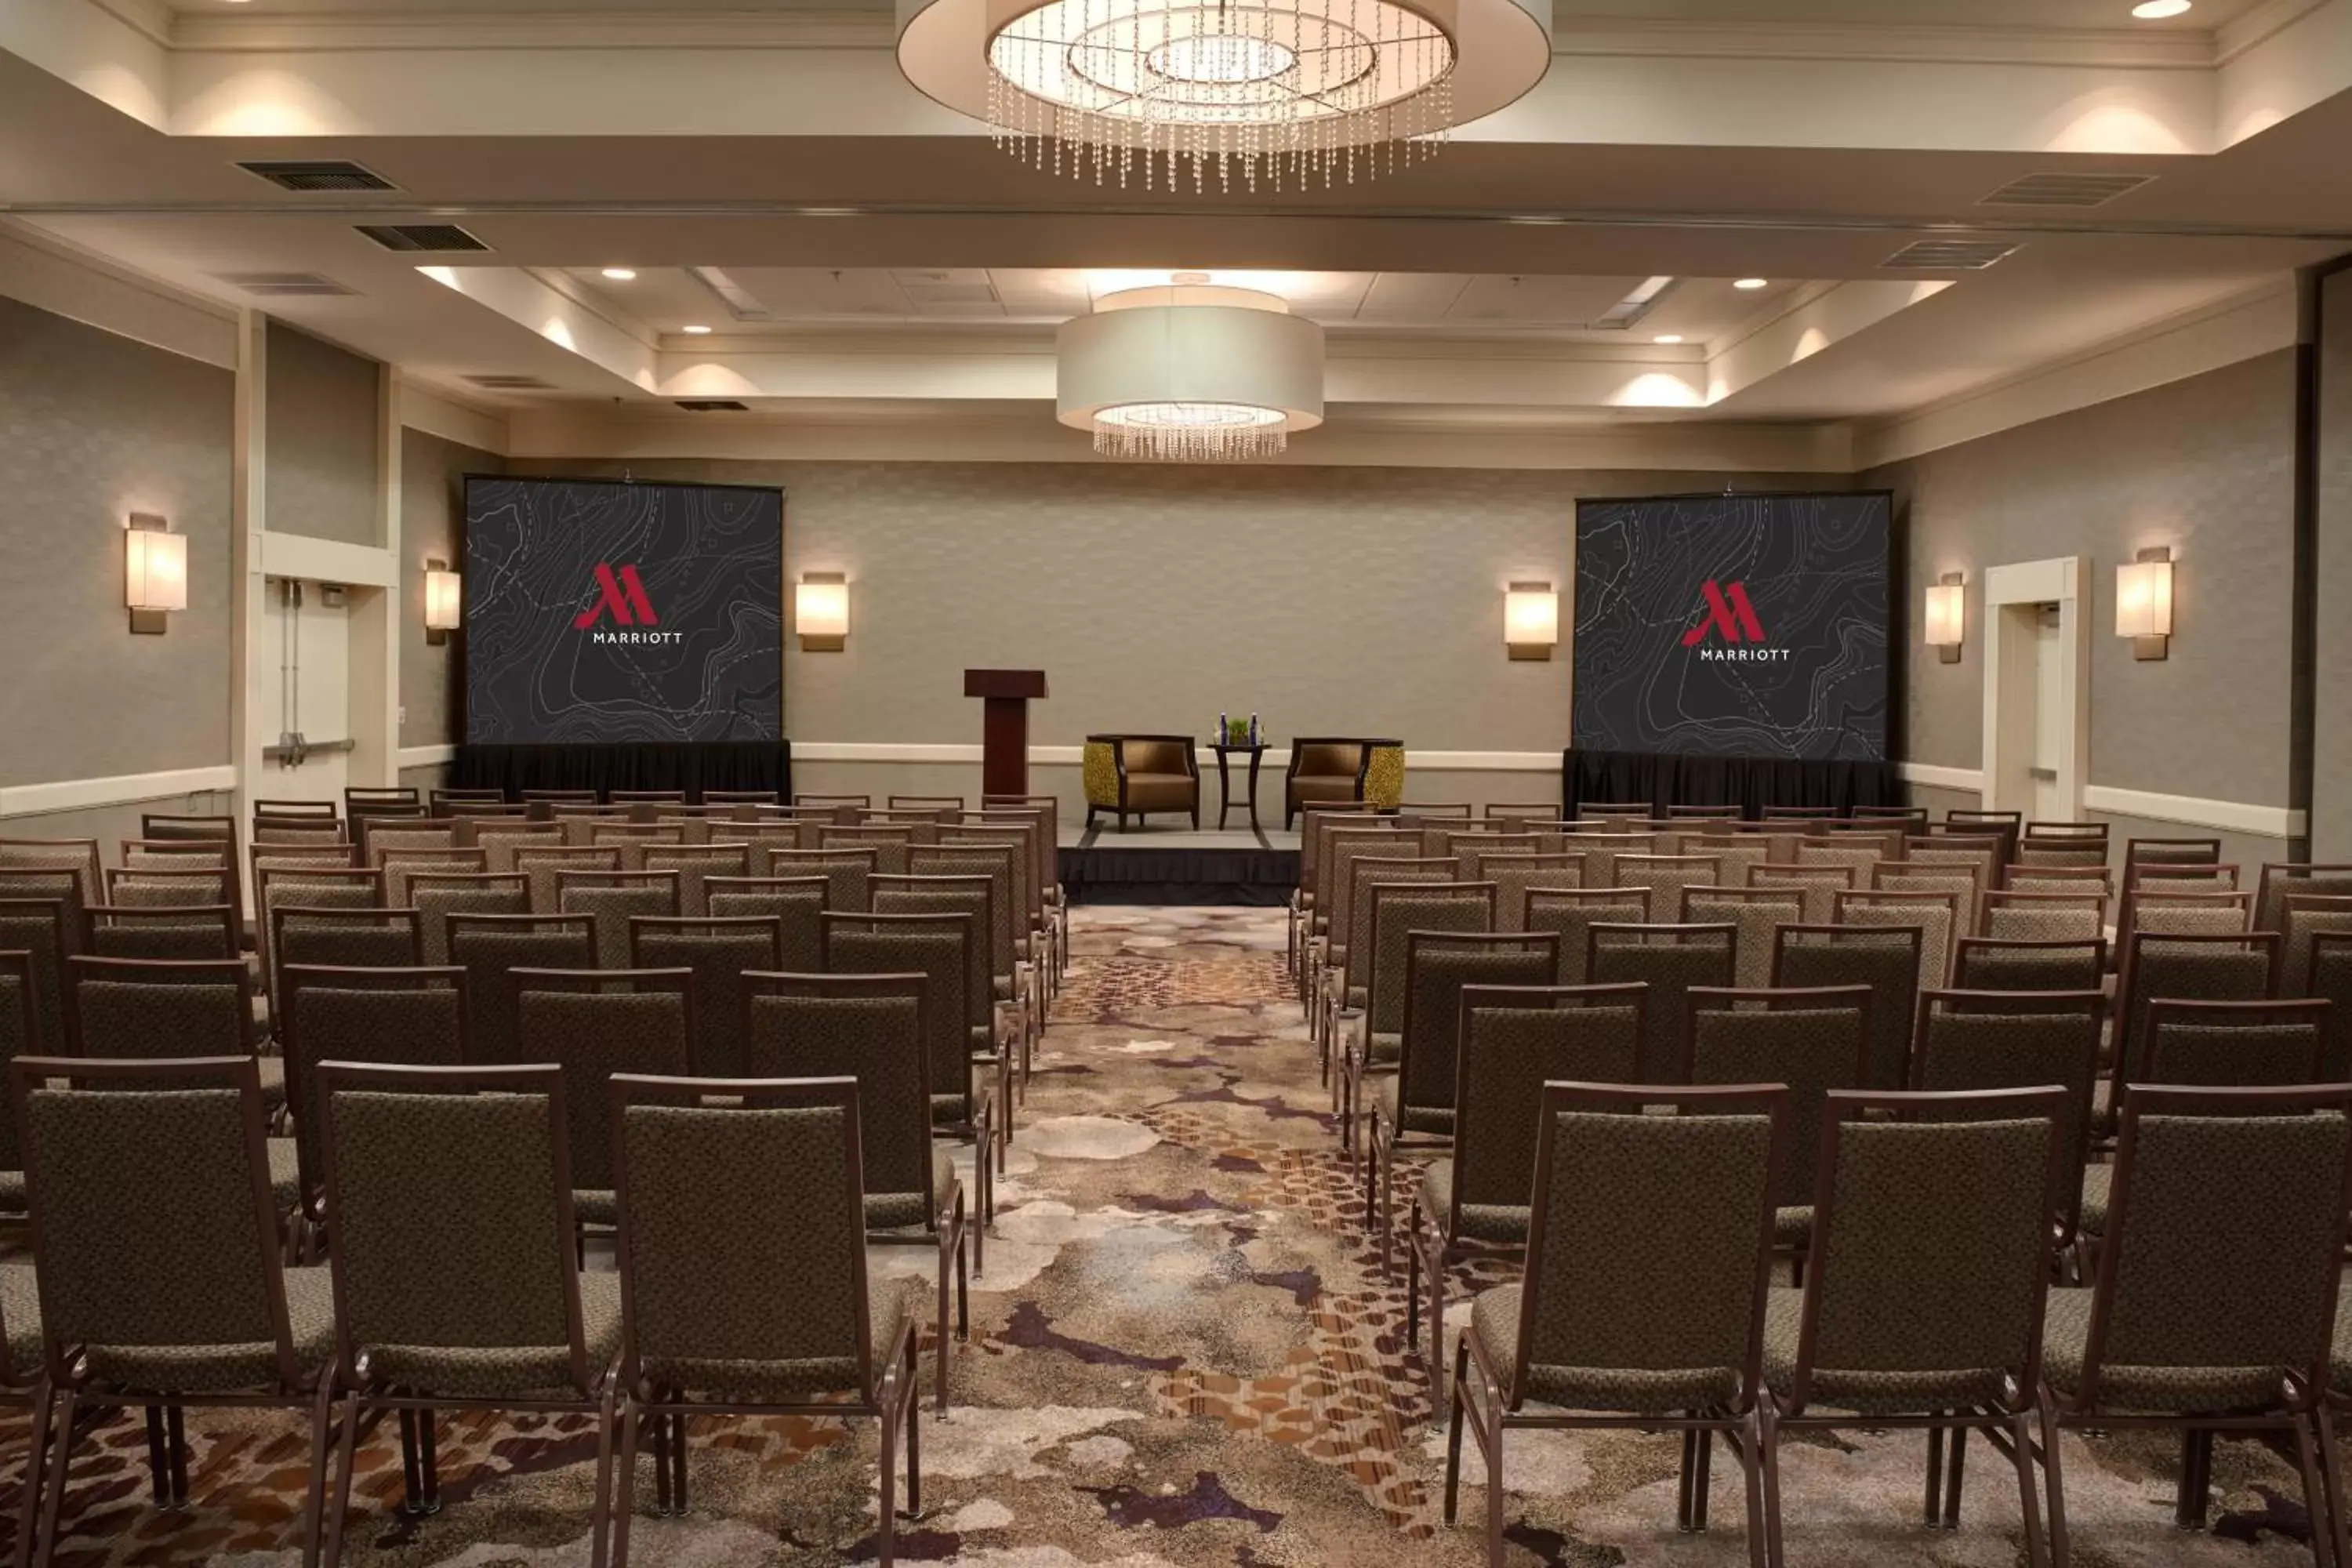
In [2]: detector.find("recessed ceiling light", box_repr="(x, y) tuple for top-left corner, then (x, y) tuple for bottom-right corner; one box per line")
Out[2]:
(2130, 0), (2190, 16)
(601, 267), (637, 281)
(1733, 278), (1769, 290)
(681, 324), (713, 335)
(1653, 334), (1684, 344)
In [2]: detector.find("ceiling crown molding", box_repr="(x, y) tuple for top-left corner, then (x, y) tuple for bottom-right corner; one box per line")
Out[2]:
(165, 8), (894, 51)
(1548, 17), (2215, 69)
(153, 2), (2213, 67)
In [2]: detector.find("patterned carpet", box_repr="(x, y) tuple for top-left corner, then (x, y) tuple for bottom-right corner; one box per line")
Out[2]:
(4, 907), (2333, 1565)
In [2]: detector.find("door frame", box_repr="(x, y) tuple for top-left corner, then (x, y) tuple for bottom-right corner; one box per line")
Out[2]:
(1981, 556), (2089, 822)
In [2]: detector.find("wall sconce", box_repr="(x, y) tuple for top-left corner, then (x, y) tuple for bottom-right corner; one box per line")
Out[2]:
(1923, 572), (1965, 664)
(1504, 581), (1559, 661)
(124, 514), (185, 635)
(423, 560), (462, 645)
(797, 572), (848, 652)
(2115, 547), (2173, 661)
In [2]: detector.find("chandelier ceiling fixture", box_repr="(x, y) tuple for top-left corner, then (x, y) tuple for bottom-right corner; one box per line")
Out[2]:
(1056, 278), (1324, 461)
(896, 0), (1552, 192)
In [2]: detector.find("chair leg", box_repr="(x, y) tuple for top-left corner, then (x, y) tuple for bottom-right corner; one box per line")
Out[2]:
(1758, 1402), (1786, 1568)
(1405, 1210), (1421, 1342)
(1427, 1234), (1446, 1416)
(612, 1399), (639, 1568)
(1443, 1338), (1468, 1526)
(1942, 1421), (1968, 1529)
(651, 1399), (672, 1517)
(1738, 1410), (1769, 1568)
(9, 1382), (49, 1568)
(29, 1390), (74, 1568)
(1926, 1421), (1944, 1525)
(1484, 1402), (1507, 1568)
(904, 1337), (922, 1517)
(2292, 1415), (2335, 1568)
(2038, 1392), (2071, 1568)
(877, 1394), (897, 1568)
(322, 1393), (362, 1568)
(1693, 1428), (1714, 1531)
(299, 1377), (333, 1568)
(935, 1239), (953, 1416)
(2176, 1427), (2213, 1530)
(2314, 1408), (2352, 1568)
(590, 1385), (615, 1568)
(669, 1406), (688, 1516)
(397, 1409), (424, 1515)
(1678, 1428), (1699, 1532)
(2010, 1410), (2050, 1568)
(143, 1406), (169, 1508)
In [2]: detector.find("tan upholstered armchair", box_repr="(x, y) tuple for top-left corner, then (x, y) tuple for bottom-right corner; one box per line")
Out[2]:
(1284, 738), (1405, 828)
(1083, 735), (1200, 831)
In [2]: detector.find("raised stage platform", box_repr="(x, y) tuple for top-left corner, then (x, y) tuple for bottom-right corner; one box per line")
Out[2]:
(1058, 824), (1301, 906)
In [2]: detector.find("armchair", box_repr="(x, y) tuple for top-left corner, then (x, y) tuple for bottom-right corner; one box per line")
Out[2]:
(1283, 738), (1405, 828)
(1083, 735), (1201, 831)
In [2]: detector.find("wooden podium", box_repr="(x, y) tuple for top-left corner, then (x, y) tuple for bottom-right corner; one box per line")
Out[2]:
(964, 669), (1048, 797)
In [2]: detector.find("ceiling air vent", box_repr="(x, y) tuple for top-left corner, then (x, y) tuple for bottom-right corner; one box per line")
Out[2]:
(354, 223), (491, 253)
(237, 159), (399, 193)
(212, 271), (358, 298)
(463, 374), (556, 391)
(1979, 172), (2154, 209)
(676, 400), (751, 412)
(1881, 239), (2020, 271)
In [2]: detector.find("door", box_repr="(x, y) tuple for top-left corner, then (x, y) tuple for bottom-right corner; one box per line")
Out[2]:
(2031, 604), (2064, 822)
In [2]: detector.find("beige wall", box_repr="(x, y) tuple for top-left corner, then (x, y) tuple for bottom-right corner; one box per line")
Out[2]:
(265, 321), (379, 546)
(529, 459), (1818, 752)
(401, 430), (500, 748)
(0, 295), (234, 791)
(2314, 269), (2352, 859)
(1872, 350), (2299, 808)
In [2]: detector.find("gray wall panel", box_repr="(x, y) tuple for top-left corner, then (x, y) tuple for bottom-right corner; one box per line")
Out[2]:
(265, 322), (379, 546)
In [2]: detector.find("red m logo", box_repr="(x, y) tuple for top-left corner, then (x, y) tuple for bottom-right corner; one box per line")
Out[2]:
(1682, 579), (1766, 646)
(574, 564), (659, 630)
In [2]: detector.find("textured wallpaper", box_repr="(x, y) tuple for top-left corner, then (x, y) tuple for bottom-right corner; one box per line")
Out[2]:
(265, 322), (379, 546)
(401, 430), (500, 748)
(1869, 350), (2298, 808)
(0, 296), (234, 787)
(2314, 271), (2352, 857)
(523, 459), (1824, 751)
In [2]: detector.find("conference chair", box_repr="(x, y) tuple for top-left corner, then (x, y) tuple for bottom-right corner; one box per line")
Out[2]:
(513, 845), (622, 913)
(822, 906), (1003, 1161)
(605, 1075), (924, 1567)
(556, 870), (682, 969)
(2108, 928), (2281, 1118)
(739, 971), (972, 1411)
(1330, 864), (1468, 1116)
(2257, 864), (2352, 940)
(2038, 1085), (2352, 1566)
(445, 913), (597, 1065)
(1445, 1083), (1787, 1568)
(1682, 985), (1872, 1272)
(1909, 989), (2106, 1265)
(1951, 936), (2107, 993)
(1083, 735), (1201, 831)
(1469, 851), (1581, 931)
(103, 863), (232, 913)
(1367, 931), (1557, 1268)
(1744, 863), (1853, 925)
(86, 902), (238, 960)
(1772, 924), (1921, 1091)
(874, 873), (1020, 1080)
(1846, 884), (1965, 982)
(511, 967), (696, 1240)
(466, 822), (565, 873)
(1757, 1087), (2063, 1563)
(276, 964), (468, 1259)
(0, 840), (100, 930)
(313, 1062), (621, 1567)
(11, 1054), (336, 1567)
(1404, 982), (1643, 1403)
(0, 902), (69, 1068)
(1980, 889), (2107, 943)
(2310, 932), (2352, 1078)
(377, 847), (485, 908)
(405, 871), (531, 964)
(1524, 887), (1649, 986)
(626, 916), (779, 1080)
(767, 848), (879, 913)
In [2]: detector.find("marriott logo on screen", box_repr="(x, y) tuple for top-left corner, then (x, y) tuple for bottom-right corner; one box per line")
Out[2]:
(575, 564), (683, 644)
(1682, 580), (1791, 662)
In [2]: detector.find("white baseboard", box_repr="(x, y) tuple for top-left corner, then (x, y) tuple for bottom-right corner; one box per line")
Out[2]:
(0, 764), (238, 819)
(2082, 785), (2302, 840)
(395, 745), (457, 769)
(790, 742), (1564, 773)
(1898, 762), (1986, 794)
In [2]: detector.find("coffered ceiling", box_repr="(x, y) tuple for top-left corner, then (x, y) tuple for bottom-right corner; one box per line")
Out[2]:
(1, 0), (2346, 459)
